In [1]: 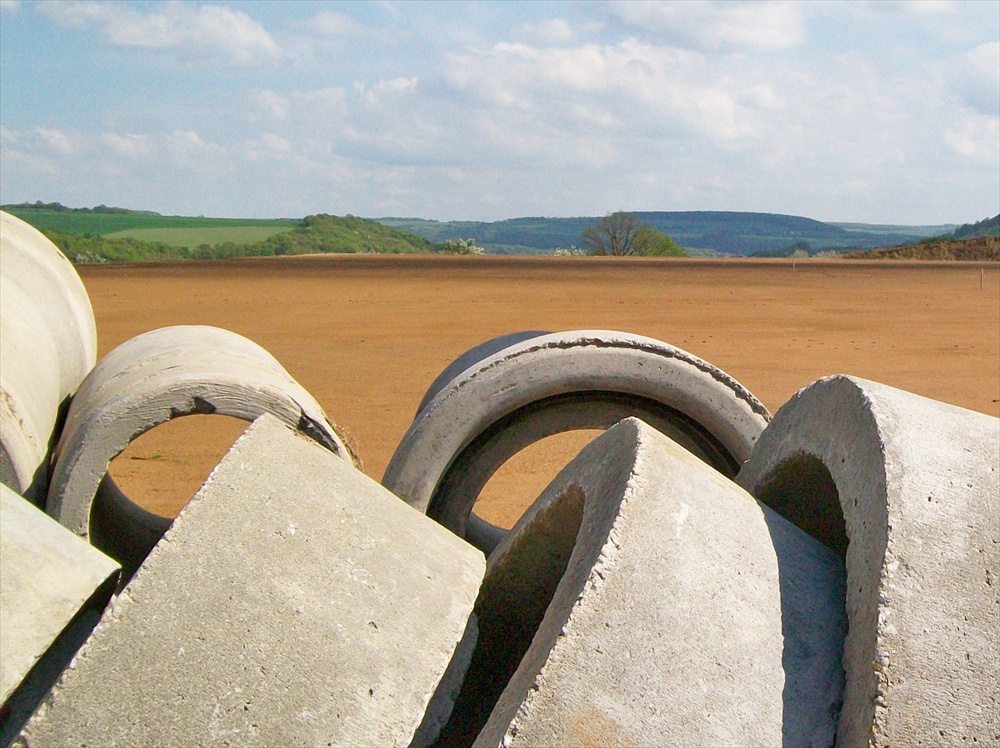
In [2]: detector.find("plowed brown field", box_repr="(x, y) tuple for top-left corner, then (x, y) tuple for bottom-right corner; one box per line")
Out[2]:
(82, 256), (1000, 528)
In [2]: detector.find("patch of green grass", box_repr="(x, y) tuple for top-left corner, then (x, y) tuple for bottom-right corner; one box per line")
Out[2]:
(105, 226), (295, 247)
(3, 207), (297, 236)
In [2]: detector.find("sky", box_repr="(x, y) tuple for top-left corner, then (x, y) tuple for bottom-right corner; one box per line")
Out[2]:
(1, 1), (998, 225)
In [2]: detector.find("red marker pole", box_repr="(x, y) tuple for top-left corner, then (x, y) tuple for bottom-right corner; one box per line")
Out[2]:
(981, 267), (985, 290)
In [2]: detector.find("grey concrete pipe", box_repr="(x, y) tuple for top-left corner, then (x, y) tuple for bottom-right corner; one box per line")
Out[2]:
(21, 415), (484, 748)
(383, 330), (769, 552)
(736, 375), (1000, 747)
(46, 325), (355, 575)
(434, 418), (846, 747)
(0, 211), (97, 503)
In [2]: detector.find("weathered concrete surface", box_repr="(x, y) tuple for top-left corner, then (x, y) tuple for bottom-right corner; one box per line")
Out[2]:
(384, 330), (769, 552)
(447, 418), (845, 748)
(0, 277), (61, 503)
(414, 331), (550, 417)
(0, 483), (118, 745)
(46, 325), (356, 574)
(20, 414), (485, 748)
(737, 375), (1000, 747)
(0, 211), (97, 504)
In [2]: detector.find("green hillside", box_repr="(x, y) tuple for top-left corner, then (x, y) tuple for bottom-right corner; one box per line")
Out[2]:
(2, 202), (294, 237)
(3, 204), (440, 262)
(378, 211), (940, 255)
(6, 202), (993, 259)
(106, 226), (295, 247)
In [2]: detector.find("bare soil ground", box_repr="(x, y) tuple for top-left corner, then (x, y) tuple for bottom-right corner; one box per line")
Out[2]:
(81, 256), (999, 529)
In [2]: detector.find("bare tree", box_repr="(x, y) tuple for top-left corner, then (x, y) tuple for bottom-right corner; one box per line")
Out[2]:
(581, 212), (685, 256)
(581, 211), (645, 256)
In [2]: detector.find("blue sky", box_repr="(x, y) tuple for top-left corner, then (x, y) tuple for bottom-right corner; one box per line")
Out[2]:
(1, 0), (997, 224)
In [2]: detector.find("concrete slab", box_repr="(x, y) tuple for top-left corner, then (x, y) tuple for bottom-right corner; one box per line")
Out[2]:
(19, 414), (485, 747)
(439, 418), (846, 748)
(736, 375), (1000, 747)
(0, 483), (119, 745)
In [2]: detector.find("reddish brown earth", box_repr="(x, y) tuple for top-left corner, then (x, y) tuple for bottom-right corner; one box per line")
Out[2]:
(80, 255), (999, 529)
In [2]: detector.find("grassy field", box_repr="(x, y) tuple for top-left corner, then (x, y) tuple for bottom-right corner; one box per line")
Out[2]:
(1, 207), (296, 236)
(105, 225), (295, 247)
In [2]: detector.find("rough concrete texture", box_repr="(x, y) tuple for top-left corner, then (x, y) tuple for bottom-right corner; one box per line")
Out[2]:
(0, 211), (97, 504)
(20, 414), (485, 748)
(414, 331), (550, 417)
(0, 483), (118, 744)
(46, 325), (355, 571)
(736, 375), (1000, 747)
(384, 330), (769, 552)
(452, 418), (846, 748)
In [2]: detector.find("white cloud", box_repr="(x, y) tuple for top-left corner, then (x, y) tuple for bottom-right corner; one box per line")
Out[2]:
(311, 10), (367, 37)
(36, 127), (75, 154)
(944, 114), (1000, 160)
(514, 18), (576, 46)
(953, 42), (1000, 116)
(607, 0), (806, 52)
(253, 90), (289, 122)
(100, 132), (151, 158)
(240, 133), (292, 162)
(0, 0), (22, 14)
(38, 1), (282, 66)
(443, 39), (754, 143)
(871, 0), (955, 16)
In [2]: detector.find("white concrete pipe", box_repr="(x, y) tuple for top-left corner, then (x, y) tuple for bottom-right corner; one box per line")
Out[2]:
(46, 325), (356, 574)
(736, 375), (1000, 747)
(0, 211), (97, 504)
(383, 330), (769, 552)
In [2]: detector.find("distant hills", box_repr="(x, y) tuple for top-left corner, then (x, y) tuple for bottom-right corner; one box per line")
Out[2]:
(0, 203), (442, 262)
(3, 201), (997, 260)
(377, 211), (976, 256)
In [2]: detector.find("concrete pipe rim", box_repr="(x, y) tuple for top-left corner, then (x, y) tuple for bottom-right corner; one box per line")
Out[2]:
(383, 330), (769, 552)
(47, 370), (353, 582)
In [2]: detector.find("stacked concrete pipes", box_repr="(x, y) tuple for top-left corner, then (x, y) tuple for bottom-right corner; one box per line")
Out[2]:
(0, 210), (355, 580)
(0, 212), (97, 505)
(44, 325), (357, 579)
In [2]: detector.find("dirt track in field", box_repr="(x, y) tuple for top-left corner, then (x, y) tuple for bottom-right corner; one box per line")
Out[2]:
(81, 255), (1000, 529)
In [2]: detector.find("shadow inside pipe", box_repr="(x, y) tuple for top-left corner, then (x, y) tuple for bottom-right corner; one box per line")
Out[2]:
(423, 484), (586, 748)
(757, 454), (848, 747)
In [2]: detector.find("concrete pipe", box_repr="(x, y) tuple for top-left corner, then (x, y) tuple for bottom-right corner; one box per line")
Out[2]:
(383, 330), (769, 552)
(23, 415), (484, 748)
(46, 325), (356, 575)
(434, 419), (846, 747)
(414, 331), (551, 417)
(736, 375), (1000, 747)
(0, 211), (97, 504)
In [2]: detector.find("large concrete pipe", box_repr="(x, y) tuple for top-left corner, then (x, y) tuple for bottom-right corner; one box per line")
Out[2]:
(46, 325), (356, 575)
(0, 211), (97, 504)
(383, 330), (769, 552)
(21, 415), (484, 748)
(736, 375), (1000, 747)
(433, 419), (846, 747)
